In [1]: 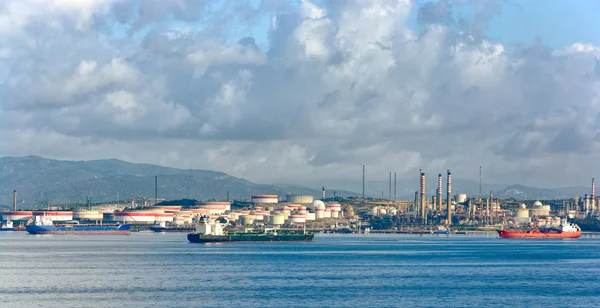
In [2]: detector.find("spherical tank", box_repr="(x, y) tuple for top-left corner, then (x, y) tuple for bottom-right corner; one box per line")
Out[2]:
(310, 200), (325, 210)
(251, 195), (279, 204)
(457, 194), (468, 203)
(268, 215), (285, 225)
(533, 200), (543, 207)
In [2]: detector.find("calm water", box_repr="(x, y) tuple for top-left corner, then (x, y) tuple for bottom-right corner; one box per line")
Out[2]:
(1, 232), (599, 308)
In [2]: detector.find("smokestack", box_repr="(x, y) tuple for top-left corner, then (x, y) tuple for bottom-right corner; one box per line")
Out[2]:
(592, 178), (596, 210)
(575, 190), (579, 211)
(479, 166), (482, 199)
(388, 172), (392, 201)
(420, 170), (426, 220)
(155, 176), (158, 205)
(13, 190), (17, 211)
(432, 196), (436, 210)
(447, 169), (452, 225)
(322, 187), (326, 199)
(437, 174), (442, 211)
(585, 194), (590, 212)
(414, 191), (418, 213)
(362, 165), (365, 199)
(394, 172), (397, 201)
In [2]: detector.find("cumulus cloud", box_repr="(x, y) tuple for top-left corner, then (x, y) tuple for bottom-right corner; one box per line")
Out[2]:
(0, 0), (599, 188)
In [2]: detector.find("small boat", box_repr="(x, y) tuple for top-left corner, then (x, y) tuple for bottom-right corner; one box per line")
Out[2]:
(149, 222), (195, 233)
(187, 215), (314, 243)
(497, 222), (581, 239)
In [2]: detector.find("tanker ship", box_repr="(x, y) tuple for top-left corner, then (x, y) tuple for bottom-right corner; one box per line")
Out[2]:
(497, 222), (581, 239)
(187, 215), (314, 243)
(26, 215), (131, 235)
(150, 222), (195, 233)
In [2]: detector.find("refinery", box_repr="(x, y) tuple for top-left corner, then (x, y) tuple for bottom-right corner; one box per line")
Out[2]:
(2, 168), (600, 235)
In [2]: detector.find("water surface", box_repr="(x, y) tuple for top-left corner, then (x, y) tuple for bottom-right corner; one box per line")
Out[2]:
(1, 232), (599, 308)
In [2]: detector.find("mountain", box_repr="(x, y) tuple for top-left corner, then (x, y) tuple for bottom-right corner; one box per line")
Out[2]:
(495, 185), (577, 200)
(0, 156), (356, 208)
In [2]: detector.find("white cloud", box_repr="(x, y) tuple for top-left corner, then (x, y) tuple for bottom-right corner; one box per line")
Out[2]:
(0, 0), (599, 189)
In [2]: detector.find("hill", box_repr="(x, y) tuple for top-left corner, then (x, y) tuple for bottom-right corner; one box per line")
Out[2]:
(0, 156), (356, 208)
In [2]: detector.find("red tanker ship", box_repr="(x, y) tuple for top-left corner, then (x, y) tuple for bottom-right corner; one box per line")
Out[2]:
(497, 222), (581, 239)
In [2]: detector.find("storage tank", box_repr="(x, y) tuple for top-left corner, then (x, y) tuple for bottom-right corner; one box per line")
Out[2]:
(309, 200), (325, 210)
(268, 215), (285, 225)
(288, 214), (306, 223)
(328, 203), (342, 212)
(371, 207), (379, 216)
(73, 210), (103, 220)
(155, 212), (174, 223)
(1, 211), (33, 221)
(33, 211), (73, 221)
(287, 195), (314, 204)
(112, 212), (155, 224)
(251, 195), (278, 204)
(331, 211), (339, 218)
(457, 194), (468, 203)
(194, 201), (231, 214)
(305, 212), (316, 221)
(379, 208), (387, 215)
(239, 215), (255, 225)
(316, 208), (324, 219)
(149, 205), (182, 212)
(516, 204), (529, 218)
(540, 205), (551, 216)
(323, 209), (332, 218)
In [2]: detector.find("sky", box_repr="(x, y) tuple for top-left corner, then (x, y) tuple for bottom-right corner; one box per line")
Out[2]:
(1, 0), (600, 188)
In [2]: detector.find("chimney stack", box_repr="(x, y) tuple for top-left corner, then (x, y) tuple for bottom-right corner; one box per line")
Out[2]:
(437, 174), (443, 211)
(420, 170), (426, 220)
(13, 190), (17, 211)
(322, 187), (326, 199)
(592, 178), (596, 211)
(447, 169), (452, 225)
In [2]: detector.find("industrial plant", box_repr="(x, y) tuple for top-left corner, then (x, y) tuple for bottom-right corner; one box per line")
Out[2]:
(2, 168), (600, 234)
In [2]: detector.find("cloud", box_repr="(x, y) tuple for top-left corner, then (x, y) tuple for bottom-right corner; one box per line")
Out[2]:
(0, 0), (599, 188)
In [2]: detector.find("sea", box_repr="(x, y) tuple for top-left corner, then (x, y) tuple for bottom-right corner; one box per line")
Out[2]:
(1, 232), (599, 308)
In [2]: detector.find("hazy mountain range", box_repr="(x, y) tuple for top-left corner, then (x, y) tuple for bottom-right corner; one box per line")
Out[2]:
(0, 156), (590, 209)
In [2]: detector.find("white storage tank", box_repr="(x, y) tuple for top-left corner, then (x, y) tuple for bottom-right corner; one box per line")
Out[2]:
(73, 210), (104, 220)
(112, 212), (155, 224)
(33, 211), (73, 222)
(251, 195), (279, 204)
(1, 211), (34, 221)
(323, 209), (332, 218)
(239, 215), (255, 225)
(155, 212), (174, 223)
(288, 214), (306, 223)
(371, 207), (379, 216)
(268, 215), (285, 225)
(379, 208), (387, 215)
(331, 211), (339, 218)
(457, 194), (468, 203)
(305, 212), (316, 221)
(194, 201), (231, 214)
(287, 195), (314, 204)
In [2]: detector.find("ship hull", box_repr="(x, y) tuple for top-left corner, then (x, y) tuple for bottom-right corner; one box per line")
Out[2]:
(188, 233), (315, 243)
(497, 230), (581, 239)
(0, 228), (15, 231)
(26, 225), (131, 235)
(149, 226), (195, 233)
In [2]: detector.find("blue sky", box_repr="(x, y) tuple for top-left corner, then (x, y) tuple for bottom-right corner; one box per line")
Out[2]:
(486, 0), (600, 49)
